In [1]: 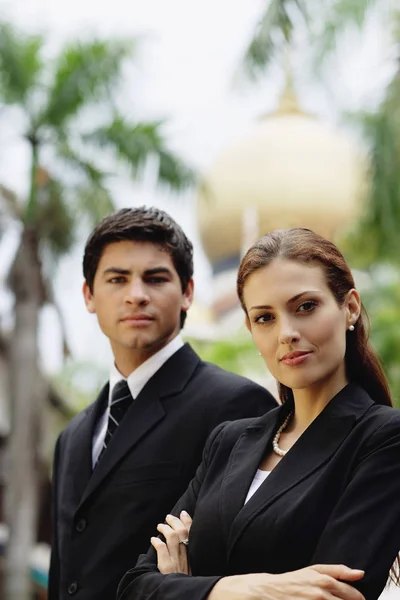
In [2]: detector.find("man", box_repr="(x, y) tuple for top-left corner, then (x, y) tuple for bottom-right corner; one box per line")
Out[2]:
(48, 206), (277, 600)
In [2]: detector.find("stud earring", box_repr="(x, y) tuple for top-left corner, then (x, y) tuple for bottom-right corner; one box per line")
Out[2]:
(258, 352), (262, 356)
(348, 324), (355, 332)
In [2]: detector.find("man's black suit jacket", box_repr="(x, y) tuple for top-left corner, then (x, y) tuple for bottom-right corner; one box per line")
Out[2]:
(119, 383), (400, 600)
(48, 344), (277, 600)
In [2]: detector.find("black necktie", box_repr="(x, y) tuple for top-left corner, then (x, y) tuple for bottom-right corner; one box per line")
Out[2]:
(96, 380), (133, 465)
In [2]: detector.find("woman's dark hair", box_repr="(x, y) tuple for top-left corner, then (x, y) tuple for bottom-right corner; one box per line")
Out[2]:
(83, 206), (193, 328)
(237, 227), (392, 407)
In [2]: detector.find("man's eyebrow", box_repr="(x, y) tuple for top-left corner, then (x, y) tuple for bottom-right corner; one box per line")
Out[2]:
(144, 267), (173, 277)
(101, 266), (173, 277)
(248, 291), (320, 312)
(102, 267), (131, 276)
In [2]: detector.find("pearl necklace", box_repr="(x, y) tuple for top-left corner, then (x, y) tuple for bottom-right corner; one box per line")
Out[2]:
(272, 412), (293, 457)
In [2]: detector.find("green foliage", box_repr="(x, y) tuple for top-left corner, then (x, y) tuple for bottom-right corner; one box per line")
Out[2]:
(188, 333), (266, 377)
(0, 20), (195, 261)
(52, 359), (108, 413)
(39, 39), (133, 128)
(0, 22), (43, 105)
(243, 0), (285, 78)
(241, 0), (309, 78)
(34, 175), (75, 256)
(361, 271), (400, 407)
(0, 183), (22, 218)
(157, 149), (196, 190)
(55, 140), (111, 185)
(74, 183), (116, 230)
(311, 0), (377, 67)
(339, 75), (400, 267)
(243, 1), (400, 274)
(241, 0), (378, 77)
(243, 0), (291, 78)
(85, 117), (195, 190)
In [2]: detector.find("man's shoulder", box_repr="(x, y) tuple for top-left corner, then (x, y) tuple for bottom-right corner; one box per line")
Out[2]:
(175, 344), (268, 393)
(59, 383), (108, 440)
(59, 404), (92, 439)
(190, 356), (278, 411)
(196, 358), (266, 391)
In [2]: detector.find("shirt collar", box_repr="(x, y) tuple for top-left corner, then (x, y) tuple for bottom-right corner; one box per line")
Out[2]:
(109, 335), (184, 403)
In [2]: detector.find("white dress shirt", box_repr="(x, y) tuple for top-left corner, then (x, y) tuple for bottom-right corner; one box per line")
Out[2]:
(92, 335), (184, 467)
(244, 469), (271, 504)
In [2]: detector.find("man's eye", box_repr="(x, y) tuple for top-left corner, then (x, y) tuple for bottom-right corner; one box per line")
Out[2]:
(147, 277), (167, 284)
(109, 277), (125, 284)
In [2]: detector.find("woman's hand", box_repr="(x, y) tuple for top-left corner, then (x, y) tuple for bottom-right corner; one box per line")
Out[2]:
(151, 510), (193, 575)
(207, 564), (365, 600)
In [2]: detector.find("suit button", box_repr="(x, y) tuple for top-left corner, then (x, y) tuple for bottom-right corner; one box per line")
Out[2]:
(75, 518), (87, 532)
(68, 581), (78, 595)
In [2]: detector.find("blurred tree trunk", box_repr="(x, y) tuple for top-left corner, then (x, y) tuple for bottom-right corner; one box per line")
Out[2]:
(0, 23), (195, 600)
(4, 226), (44, 600)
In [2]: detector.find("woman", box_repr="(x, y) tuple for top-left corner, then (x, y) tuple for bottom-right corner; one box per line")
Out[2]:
(117, 228), (400, 600)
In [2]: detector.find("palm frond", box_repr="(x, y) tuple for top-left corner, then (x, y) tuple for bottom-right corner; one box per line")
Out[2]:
(361, 273), (400, 406)
(311, 0), (377, 68)
(74, 182), (116, 229)
(157, 149), (196, 190)
(341, 108), (400, 266)
(383, 67), (400, 116)
(242, 1), (284, 79)
(367, 113), (400, 252)
(33, 173), (75, 256)
(0, 183), (23, 218)
(331, 0), (377, 28)
(392, 8), (400, 41)
(0, 21), (43, 105)
(84, 116), (196, 190)
(292, 0), (310, 24)
(241, 0), (298, 80)
(40, 38), (134, 128)
(55, 140), (110, 186)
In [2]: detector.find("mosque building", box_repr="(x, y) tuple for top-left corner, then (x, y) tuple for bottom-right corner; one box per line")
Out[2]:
(185, 75), (368, 342)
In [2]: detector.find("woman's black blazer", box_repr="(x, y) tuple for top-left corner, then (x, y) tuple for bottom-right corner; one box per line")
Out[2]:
(118, 383), (400, 600)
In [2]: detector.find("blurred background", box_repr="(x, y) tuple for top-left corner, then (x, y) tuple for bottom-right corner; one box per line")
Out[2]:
(1, 0), (400, 598)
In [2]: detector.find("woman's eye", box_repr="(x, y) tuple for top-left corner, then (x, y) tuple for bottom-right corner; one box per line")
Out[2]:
(298, 301), (317, 312)
(254, 314), (273, 324)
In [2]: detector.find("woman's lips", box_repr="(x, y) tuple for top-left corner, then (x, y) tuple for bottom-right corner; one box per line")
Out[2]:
(280, 351), (313, 366)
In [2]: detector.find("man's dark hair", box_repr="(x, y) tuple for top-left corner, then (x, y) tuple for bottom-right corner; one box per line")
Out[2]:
(83, 206), (194, 328)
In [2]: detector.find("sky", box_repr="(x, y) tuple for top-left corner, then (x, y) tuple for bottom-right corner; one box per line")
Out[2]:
(0, 0), (393, 374)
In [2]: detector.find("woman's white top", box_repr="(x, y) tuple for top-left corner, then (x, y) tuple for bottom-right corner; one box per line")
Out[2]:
(244, 469), (271, 504)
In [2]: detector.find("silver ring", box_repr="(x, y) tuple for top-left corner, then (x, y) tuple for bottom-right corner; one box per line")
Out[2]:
(181, 538), (189, 546)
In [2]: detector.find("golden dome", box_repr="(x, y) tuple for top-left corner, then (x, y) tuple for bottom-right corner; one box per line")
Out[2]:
(197, 82), (368, 268)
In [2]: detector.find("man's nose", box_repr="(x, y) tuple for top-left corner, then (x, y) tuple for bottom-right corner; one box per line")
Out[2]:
(124, 279), (150, 305)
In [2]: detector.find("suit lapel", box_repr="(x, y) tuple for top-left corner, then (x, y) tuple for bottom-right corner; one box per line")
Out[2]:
(77, 344), (201, 509)
(79, 382), (166, 508)
(225, 384), (375, 560)
(66, 383), (109, 503)
(219, 408), (281, 544)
